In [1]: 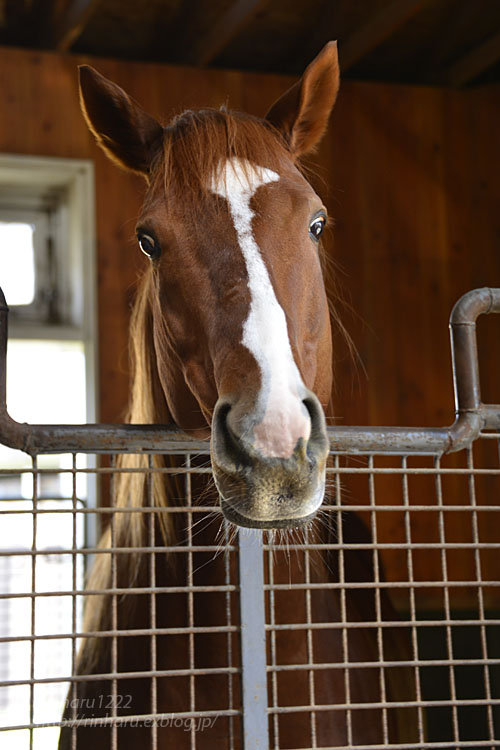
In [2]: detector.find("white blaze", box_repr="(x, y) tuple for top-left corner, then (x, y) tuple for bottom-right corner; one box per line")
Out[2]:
(210, 157), (311, 458)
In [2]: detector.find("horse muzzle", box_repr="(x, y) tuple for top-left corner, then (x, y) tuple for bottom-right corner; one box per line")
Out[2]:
(210, 392), (329, 529)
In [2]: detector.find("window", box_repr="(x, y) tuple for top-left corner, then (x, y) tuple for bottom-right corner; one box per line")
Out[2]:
(0, 155), (96, 748)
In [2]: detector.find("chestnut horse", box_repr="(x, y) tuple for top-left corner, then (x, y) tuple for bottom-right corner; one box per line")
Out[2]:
(59, 43), (416, 748)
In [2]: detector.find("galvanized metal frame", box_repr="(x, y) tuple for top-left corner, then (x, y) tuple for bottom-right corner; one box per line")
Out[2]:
(1, 287), (500, 456)
(0, 286), (499, 749)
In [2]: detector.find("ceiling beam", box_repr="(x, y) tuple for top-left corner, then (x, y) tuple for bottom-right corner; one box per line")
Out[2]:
(186, 0), (270, 66)
(49, 0), (101, 52)
(339, 0), (431, 73)
(443, 31), (500, 87)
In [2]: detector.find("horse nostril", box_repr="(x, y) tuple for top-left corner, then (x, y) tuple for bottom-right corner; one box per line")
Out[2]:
(212, 401), (251, 468)
(302, 393), (329, 450)
(303, 395), (320, 428)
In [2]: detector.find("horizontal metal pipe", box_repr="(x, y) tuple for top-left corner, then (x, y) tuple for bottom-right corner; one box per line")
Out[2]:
(0, 416), (476, 455)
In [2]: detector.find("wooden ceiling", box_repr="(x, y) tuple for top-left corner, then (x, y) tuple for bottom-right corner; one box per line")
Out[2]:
(1, 0), (499, 87)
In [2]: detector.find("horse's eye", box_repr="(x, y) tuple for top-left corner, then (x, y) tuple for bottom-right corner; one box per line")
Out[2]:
(309, 214), (327, 242)
(138, 233), (160, 259)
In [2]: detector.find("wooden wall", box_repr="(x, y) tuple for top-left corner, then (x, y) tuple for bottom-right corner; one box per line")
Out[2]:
(0, 47), (498, 605)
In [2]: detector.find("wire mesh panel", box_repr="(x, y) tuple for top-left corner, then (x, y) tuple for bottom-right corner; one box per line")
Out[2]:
(0, 448), (241, 749)
(264, 434), (500, 749)
(0, 437), (498, 748)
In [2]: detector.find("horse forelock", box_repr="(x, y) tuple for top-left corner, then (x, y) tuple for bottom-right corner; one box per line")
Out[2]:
(146, 107), (291, 211)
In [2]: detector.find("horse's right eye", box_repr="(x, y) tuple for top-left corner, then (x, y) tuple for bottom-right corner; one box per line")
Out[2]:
(137, 233), (160, 259)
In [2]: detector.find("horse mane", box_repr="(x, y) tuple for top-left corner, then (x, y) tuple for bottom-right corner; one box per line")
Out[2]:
(78, 268), (175, 671)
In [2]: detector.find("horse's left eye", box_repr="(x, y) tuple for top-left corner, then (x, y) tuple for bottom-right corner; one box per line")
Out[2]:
(309, 214), (327, 242)
(137, 233), (160, 259)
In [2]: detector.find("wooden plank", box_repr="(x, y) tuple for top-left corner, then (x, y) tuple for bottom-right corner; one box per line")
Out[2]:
(339, 0), (431, 72)
(185, 0), (270, 66)
(444, 31), (500, 87)
(49, 0), (101, 52)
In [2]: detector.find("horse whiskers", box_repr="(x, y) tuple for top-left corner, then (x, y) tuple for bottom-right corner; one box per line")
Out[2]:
(191, 519), (240, 577)
(192, 476), (218, 505)
(184, 456), (212, 470)
(182, 509), (222, 543)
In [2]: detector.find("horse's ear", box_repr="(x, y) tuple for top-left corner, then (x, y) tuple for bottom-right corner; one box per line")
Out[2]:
(78, 65), (164, 176)
(265, 41), (339, 157)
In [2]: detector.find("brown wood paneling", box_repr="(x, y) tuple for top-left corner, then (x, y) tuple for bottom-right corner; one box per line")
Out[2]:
(0, 46), (498, 604)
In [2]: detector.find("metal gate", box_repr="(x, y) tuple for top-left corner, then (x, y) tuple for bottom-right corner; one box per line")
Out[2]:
(0, 287), (499, 749)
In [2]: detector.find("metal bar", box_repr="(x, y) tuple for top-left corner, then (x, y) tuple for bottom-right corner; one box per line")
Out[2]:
(0, 708), (240, 733)
(334, 454), (353, 746)
(450, 287), (500, 430)
(1, 614), (498, 635)
(267, 534), (280, 747)
(17, 539), (500, 553)
(0, 626), (240, 643)
(367, 456), (388, 742)
(70, 453), (78, 750)
(467, 447), (496, 742)
(147, 454), (158, 750)
(28, 457), (37, 750)
(110, 493), (118, 750)
(435, 454), (460, 743)
(266, 618), (500, 630)
(224, 520), (236, 750)
(3, 577), (499, 601)
(265, 580), (500, 590)
(1, 287), (499, 456)
(0, 502), (500, 516)
(2, 667), (241, 687)
(401, 456), (425, 745)
(5, 465), (500, 478)
(2, 501), (500, 514)
(267, 697), (500, 712)
(185, 454), (196, 750)
(303, 526), (317, 747)
(10, 652), (500, 687)
(266, 657), (500, 671)
(0, 584), (237, 598)
(238, 529), (269, 749)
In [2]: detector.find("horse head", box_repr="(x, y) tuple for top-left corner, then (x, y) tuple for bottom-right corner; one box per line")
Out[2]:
(79, 43), (339, 529)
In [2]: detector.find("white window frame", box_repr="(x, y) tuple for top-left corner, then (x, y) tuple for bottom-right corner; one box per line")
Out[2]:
(0, 153), (98, 425)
